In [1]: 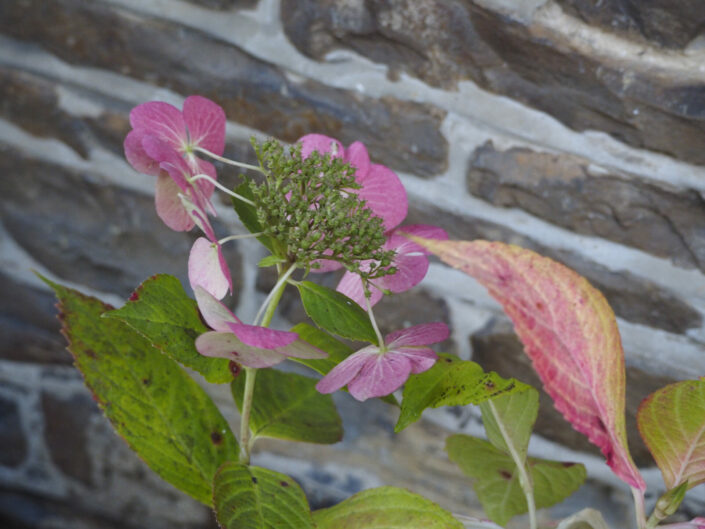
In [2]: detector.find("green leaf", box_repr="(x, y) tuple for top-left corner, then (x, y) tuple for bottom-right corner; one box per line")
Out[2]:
(258, 255), (286, 268)
(231, 369), (343, 444)
(446, 435), (586, 525)
(213, 462), (314, 529)
(104, 274), (231, 384)
(480, 387), (539, 462)
(43, 277), (239, 504)
(231, 182), (278, 254)
(395, 354), (523, 432)
(637, 378), (705, 490)
(296, 281), (377, 343)
(313, 486), (464, 529)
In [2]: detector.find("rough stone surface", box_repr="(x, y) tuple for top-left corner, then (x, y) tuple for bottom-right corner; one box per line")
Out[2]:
(467, 141), (705, 273)
(0, 0), (447, 176)
(282, 0), (705, 165)
(557, 0), (705, 49)
(0, 396), (27, 468)
(470, 318), (677, 466)
(0, 147), (243, 301)
(406, 203), (703, 335)
(185, 0), (258, 9)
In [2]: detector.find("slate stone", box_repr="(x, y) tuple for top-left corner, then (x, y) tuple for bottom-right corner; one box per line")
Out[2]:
(0, 147), (243, 301)
(0, 0), (447, 176)
(406, 202), (703, 334)
(0, 396), (27, 468)
(471, 318), (677, 466)
(467, 141), (705, 273)
(281, 0), (705, 165)
(557, 0), (705, 49)
(184, 0), (258, 9)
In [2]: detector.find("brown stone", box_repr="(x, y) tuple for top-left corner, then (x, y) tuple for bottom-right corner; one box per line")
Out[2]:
(467, 141), (705, 273)
(0, 396), (28, 468)
(0, 0), (447, 176)
(557, 0), (705, 49)
(471, 319), (677, 466)
(281, 0), (705, 165)
(406, 202), (703, 334)
(0, 147), (243, 301)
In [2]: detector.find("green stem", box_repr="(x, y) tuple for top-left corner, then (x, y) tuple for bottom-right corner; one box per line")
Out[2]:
(188, 173), (256, 206)
(486, 399), (537, 529)
(632, 487), (647, 529)
(364, 290), (385, 348)
(195, 146), (265, 174)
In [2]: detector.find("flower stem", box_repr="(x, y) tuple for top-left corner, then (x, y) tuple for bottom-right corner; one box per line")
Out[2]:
(218, 232), (263, 245)
(254, 264), (296, 327)
(189, 173), (256, 206)
(365, 293), (385, 348)
(238, 367), (257, 465)
(195, 146), (265, 174)
(632, 487), (647, 529)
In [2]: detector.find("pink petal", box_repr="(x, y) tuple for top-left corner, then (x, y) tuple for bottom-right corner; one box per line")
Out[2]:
(195, 331), (287, 368)
(193, 158), (217, 208)
(356, 163), (407, 231)
(179, 194), (216, 241)
(155, 173), (194, 231)
(316, 347), (379, 395)
(343, 141), (370, 176)
(391, 346), (438, 374)
(298, 134), (344, 160)
(309, 259), (343, 273)
(393, 224), (449, 255)
(182, 95), (226, 155)
(124, 129), (160, 175)
(386, 322), (449, 347)
(225, 322), (298, 349)
(130, 101), (187, 151)
(347, 353), (412, 401)
(378, 251), (429, 294)
(188, 237), (231, 300)
(142, 136), (191, 192)
(194, 286), (239, 332)
(279, 339), (328, 360)
(336, 271), (383, 308)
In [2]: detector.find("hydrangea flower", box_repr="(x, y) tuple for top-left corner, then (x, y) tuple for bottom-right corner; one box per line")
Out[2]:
(316, 322), (449, 401)
(124, 96), (225, 230)
(194, 287), (327, 368)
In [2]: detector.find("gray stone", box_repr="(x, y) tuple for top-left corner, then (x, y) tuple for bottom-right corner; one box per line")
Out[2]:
(281, 0), (705, 165)
(0, 147), (243, 301)
(0, 0), (448, 176)
(0, 396), (27, 468)
(467, 141), (705, 273)
(184, 0), (258, 9)
(406, 202), (703, 334)
(557, 0), (705, 49)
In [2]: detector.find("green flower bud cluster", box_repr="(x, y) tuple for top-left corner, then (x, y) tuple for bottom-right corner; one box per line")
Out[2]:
(246, 138), (396, 279)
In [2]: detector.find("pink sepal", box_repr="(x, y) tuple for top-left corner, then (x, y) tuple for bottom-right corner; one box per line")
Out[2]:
(155, 173), (194, 231)
(188, 238), (232, 300)
(225, 322), (298, 349)
(182, 95), (226, 155)
(194, 286), (239, 332)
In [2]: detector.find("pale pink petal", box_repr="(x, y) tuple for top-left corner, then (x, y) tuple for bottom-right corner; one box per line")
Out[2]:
(155, 173), (194, 231)
(316, 347), (379, 394)
(142, 136), (191, 191)
(280, 339), (328, 360)
(179, 195), (216, 241)
(393, 224), (449, 255)
(690, 518), (705, 528)
(336, 271), (383, 308)
(343, 141), (370, 176)
(130, 101), (186, 150)
(193, 158), (217, 206)
(182, 95), (226, 155)
(356, 163), (407, 231)
(196, 331), (287, 368)
(124, 130), (160, 175)
(347, 353), (412, 401)
(188, 237), (231, 300)
(298, 134), (344, 160)
(386, 322), (449, 348)
(194, 286), (239, 332)
(390, 347), (438, 374)
(225, 322), (297, 349)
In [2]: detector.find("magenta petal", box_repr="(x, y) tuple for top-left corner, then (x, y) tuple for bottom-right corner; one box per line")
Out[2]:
(196, 331), (286, 368)
(142, 136), (192, 192)
(309, 259), (343, 274)
(356, 163), (407, 231)
(155, 173), (194, 231)
(182, 95), (226, 155)
(347, 353), (412, 401)
(130, 101), (186, 150)
(279, 340), (328, 360)
(194, 286), (239, 332)
(194, 158), (217, 205)
(336, 271), (384, 308)
(225, 322), (298, 349)
(343, 141), (371, 176)
(315, 347), (378, 395)
(386, 322), (450, 348)
(188, 238), (231, 300)
(392, 347), (438, 374)
(379, 252), (428, 294)
(124, 129), (160, 175)
(298, 134), (344, 160)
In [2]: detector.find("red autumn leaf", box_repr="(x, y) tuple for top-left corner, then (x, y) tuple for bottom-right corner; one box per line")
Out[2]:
(415, 238), (645, 490)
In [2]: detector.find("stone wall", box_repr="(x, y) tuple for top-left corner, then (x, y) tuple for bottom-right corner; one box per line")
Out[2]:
(2, 0), (705, 527)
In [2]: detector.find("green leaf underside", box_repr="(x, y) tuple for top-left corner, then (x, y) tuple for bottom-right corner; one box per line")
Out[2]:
(44, 277), (239, 504)
(105, 274), (231, 384)
(232, 369), (343, 444)
(637, 378), (705, 490)
(231, 182), (278, 254)
(446, 435), (586, 525)
(395, 354), (524, 432)
(297, 281), (377, 343)
(480, 387), (540, 462)
(312, 486), (464, 529)
(213, 462), (314, 529)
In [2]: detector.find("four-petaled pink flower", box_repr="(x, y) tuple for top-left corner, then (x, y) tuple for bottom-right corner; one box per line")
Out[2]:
(124, 96), (226, 231)
(316, 322), (449, 401)
(194, 287), (327, 368)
